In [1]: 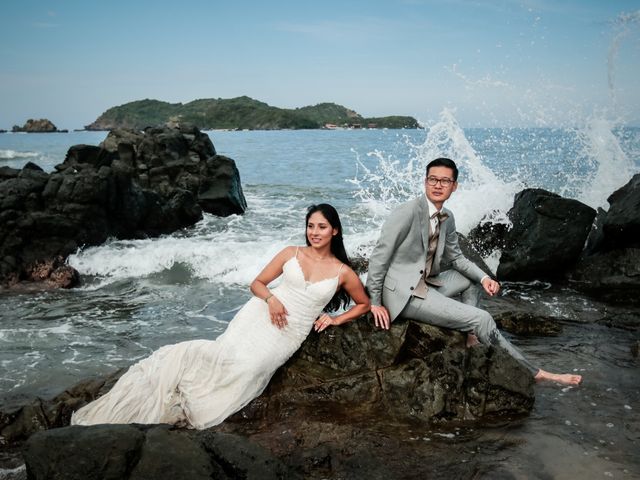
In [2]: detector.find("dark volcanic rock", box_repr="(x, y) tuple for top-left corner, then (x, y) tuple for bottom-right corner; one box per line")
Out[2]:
(569, 248), (640, 303)
(467, 221), (509, 257)
(11, 119), (58, 133)
(493, 311), (562, 336)
(23, 425), (293, 480)
(226, 318), (534, 426)
(497, 188), (596, 281)
(0, 124), (247, 286)
(567, 175), (640, 303)
(0, 319), (534, 450)
(601, 174), (640, 251)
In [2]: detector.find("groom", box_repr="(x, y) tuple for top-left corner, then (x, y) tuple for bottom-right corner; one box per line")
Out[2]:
(366, 158), (542, 376)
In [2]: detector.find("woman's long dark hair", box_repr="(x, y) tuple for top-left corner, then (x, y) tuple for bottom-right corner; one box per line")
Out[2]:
(305, 204), (352, 312)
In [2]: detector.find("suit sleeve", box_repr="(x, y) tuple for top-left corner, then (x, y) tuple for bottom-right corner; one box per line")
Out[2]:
(444, 217), (487, 283)
(366, 205), (413, 306)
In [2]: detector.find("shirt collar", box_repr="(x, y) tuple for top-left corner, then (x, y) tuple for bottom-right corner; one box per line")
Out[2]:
(425, 195), (439, 217)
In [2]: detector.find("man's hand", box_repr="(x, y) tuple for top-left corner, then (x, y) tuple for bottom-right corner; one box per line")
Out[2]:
(481, 277), (500, 296)
(371, 305), (391, 330)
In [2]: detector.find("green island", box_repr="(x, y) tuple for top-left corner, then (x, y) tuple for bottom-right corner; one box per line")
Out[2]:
(85, 96), (419, 131)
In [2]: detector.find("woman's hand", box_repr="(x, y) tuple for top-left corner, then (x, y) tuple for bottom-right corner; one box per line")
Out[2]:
(268, 296), (288, 329)
(314, 313), (337, 332)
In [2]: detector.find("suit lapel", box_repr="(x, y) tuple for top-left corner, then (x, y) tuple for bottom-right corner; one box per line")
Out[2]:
(417, 195), (430, 253)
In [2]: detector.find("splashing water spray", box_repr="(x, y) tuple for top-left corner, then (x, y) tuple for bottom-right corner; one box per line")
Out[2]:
(350, 108), (523, 237)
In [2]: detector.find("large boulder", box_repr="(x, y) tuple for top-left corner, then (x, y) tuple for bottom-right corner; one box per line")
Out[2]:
(0, 124), (247, 286)
(226, 318), (534, 427)
(600, 174), (640, 251)
(24, 425), (293, 480)
(568, 248), (640, 303)
(497, 189), (596, 281)
(567, 175), (640, 303)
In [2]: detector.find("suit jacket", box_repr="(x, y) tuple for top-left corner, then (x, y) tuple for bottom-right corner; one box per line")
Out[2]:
(366, 195), (486, 321)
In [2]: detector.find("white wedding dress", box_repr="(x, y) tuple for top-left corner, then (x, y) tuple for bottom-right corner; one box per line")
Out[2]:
(71, 252), (341, 429)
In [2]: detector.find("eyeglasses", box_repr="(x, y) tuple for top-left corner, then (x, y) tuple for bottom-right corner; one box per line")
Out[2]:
(426, 176), (455, 187)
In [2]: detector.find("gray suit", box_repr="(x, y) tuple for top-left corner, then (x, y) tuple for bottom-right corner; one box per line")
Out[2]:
(367, 195), (537, 375)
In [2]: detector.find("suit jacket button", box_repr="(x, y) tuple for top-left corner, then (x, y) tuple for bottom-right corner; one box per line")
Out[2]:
(409, 286), (414, 290)
(419, 270), (424, 274)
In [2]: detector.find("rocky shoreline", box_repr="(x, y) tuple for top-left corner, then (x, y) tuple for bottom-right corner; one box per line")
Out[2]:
(0, 124), (246, 289)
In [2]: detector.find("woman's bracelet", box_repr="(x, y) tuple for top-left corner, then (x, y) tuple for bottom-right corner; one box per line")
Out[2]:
(264, 293), (274, 303)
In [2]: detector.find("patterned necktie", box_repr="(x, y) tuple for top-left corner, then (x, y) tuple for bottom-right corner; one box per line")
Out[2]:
(429, 211), (448, 242)
(426, 211), (449, 281)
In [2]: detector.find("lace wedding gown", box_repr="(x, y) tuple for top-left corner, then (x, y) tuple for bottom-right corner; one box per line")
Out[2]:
(71, 253), (341, 429)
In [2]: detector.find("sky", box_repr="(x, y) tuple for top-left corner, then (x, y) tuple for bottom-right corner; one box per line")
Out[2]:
(1, 0), (639, 129)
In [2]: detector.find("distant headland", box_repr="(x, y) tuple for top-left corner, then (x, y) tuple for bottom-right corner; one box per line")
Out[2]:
(84, 96), (419, 131)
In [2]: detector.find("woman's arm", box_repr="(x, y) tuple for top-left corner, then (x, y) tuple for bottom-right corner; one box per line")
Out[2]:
(314, 267), (370, 332)
(250, 246), (295, 329)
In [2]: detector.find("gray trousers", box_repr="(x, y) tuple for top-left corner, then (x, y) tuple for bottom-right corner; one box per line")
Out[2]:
(400, 270), (538, 375)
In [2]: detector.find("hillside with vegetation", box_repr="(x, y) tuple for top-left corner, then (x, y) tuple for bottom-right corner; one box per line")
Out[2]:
(85, 97), (419, 131)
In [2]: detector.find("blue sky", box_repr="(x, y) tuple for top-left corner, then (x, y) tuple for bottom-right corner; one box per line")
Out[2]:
(1, 0), (639, 129)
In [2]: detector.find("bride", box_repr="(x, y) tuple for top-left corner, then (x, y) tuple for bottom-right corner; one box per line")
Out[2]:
(71, 203), (370, 429)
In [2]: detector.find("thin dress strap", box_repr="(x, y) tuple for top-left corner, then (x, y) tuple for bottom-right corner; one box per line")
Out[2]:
(337, 263), (345, 276)
(295, 246), (300, 258)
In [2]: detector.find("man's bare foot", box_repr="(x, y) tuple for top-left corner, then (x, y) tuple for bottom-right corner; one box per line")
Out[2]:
(466, 333), (480, 348)
(534, 369), (582, 386)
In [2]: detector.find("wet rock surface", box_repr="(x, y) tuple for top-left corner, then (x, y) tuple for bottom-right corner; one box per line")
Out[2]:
(568, 175), (640, 304)
(497, 188), (596, 281)
(23, 425), (293, 480)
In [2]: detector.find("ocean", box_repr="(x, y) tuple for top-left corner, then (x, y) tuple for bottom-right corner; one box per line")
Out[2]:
(1, 110), (639, 477)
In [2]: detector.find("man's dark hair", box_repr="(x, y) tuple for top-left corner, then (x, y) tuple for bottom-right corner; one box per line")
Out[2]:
(426, 157), (459, 181)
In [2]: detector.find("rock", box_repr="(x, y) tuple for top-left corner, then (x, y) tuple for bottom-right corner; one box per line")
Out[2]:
(453, 234), (494, 278)
(582, 207), (607, 256)
(225, 318), (534, 427)
(467, 221), (509, 257)
(493, 311), (562, 336)
(597, 312), (640, 331)
(497, 188), (596, 281)
(566, 175), (640, 303)
(0, 369), (124, 446)
(11, 119), (58, 133)
(632, 341), (639, 358)
(23, 256), (79, 289)
(568, 248), (640, 304)
(23, 425), (292, 480)
(601, 174), (640, 251)
(0, 124), (247, 286)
